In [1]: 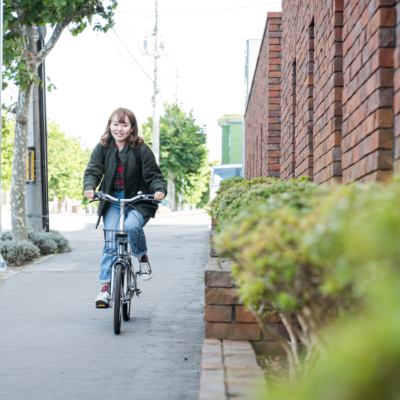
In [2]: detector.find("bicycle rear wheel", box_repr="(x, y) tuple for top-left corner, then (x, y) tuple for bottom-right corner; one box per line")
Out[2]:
(114, 264), (123, 335)
(123, 300), (131, 321)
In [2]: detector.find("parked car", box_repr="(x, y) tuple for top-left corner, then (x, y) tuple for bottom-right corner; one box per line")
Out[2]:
(210, 164), (243, 201)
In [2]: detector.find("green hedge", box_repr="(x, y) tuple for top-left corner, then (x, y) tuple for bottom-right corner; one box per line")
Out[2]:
(210, 175), (400, 385)
(258, 179), (400, 398)
(207, 176), (298, 225)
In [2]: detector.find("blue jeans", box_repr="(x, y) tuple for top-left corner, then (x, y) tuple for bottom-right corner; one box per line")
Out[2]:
(99, 191), (150, 283)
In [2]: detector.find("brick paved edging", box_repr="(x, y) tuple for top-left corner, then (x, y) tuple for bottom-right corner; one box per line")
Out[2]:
(198, 339), (265, 400)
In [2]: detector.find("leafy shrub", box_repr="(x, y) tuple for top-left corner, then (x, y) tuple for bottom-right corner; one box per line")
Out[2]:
(216, 182), (331, 379)
(2, 229), (71, 254)
(27, 230), (58, 255)
(218, 176), (246, 192)
(46, 231), (72, 253)
(207, 176), (283, 220)
(0, 240), (40, 266)
(261, 275), (400, 400)
(215, 179), (400, 381)
(217, 178), (320, 230)
(1, 231), (12, 241)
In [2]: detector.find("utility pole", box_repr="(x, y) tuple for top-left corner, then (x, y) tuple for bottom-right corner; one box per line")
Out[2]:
(25, 25), (49, 231)
(0, 1), (3, 237)
(175, 69), (179, 103)
(152, 0), (160, 165)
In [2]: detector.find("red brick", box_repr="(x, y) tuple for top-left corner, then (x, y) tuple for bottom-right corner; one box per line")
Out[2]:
(369, 8), (396, 36)
(205, 323), (261, 341)
(204, 305), (232, 322)
(235, 306), (256, 323)
(205, 288), (242, 305)
(205, 263), (234, 288)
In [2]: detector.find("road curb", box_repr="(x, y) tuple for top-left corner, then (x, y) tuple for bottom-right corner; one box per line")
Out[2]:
(0, 253), (59, 283)
(33, 254), (58, 264)
(0, 269), (18, 283)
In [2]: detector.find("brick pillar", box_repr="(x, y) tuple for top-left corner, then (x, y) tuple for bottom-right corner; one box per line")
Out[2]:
(281, 61), (297, 179)
(342, 1), (396, 183)
(312, 0), (344, 185)
(266, 14), (282, 178)
(295, 21), (315, 179)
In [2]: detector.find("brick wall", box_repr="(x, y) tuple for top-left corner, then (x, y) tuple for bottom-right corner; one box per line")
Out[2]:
(280, 0), (344, 184)
(245, 13), (282, 180)
(395, 0), (400, 174)
(342, 0), (396, 183)
(245, 0), (400, 184)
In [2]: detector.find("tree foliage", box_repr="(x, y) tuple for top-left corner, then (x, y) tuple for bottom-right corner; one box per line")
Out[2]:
(1, 106), (15, 191)
(141, 103), (208, 204)
(2, 115), (91, 202)
(47, 120), (91, 202)
(4, 0), (118, 241)
(3, 0), (117, 91)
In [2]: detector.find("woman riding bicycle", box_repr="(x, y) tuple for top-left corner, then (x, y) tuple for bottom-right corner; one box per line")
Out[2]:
(83, 107), (167, 306)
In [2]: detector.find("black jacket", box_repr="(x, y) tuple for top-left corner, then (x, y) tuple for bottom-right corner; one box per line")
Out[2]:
(83, 138), (167, 227)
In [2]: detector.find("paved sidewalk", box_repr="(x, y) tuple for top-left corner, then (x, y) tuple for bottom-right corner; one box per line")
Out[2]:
(0, 210), (209, 400)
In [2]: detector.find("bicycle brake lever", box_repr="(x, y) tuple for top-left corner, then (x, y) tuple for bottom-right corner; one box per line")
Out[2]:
(88, 199), (99, 204)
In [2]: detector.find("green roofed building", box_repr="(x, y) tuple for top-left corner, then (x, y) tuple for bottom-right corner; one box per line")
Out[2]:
(218, 114), (243, 164)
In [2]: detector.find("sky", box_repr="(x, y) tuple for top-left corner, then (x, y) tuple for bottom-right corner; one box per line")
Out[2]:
(5, 0), (282, 162)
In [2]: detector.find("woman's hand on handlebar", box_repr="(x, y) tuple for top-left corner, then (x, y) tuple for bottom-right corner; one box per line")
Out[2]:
(154, 192), (165, 201)
(84, 190), (95, 199)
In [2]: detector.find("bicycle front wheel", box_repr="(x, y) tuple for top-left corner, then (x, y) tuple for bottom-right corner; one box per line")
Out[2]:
(114, 264), (123, 335)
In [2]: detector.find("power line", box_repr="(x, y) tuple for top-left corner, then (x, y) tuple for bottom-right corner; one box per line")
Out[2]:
(116, 2), (282, 14)
(102, 29), (141, 77)
(111, 27), (154, 83)
(94, 17), (142, 78)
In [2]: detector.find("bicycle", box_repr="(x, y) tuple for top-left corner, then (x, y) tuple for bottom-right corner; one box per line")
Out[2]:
(92, 190), (159, 335)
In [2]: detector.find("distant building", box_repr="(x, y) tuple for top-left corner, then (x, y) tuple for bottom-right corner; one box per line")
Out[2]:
(218, 115), (243, 164)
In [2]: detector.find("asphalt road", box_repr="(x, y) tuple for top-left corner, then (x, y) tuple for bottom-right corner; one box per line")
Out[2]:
(0, 210), (209, 400)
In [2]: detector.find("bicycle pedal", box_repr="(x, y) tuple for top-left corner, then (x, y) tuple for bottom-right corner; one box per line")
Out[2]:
(96, 303), (110, 309)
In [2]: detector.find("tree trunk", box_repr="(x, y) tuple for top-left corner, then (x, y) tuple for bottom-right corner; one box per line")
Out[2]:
(11, 83), (34, 241)
(167, 170), (176, 211)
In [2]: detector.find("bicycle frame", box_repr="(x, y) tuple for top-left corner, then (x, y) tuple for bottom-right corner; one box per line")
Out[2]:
(95, 191), (158, 307)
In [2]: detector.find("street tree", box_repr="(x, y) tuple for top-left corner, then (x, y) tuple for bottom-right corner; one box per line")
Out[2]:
(2, 115), (92, 209)
(3, 0), (117, 241)
(1, 106), (15, 192)
(141, 103), (208, 210)
(184, 159), (219, 209)
(47, 120), (91, 209)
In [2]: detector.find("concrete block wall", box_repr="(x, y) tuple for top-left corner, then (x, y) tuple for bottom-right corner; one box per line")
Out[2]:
(245, 0), (400, 184)
(245, 13), (282, 180)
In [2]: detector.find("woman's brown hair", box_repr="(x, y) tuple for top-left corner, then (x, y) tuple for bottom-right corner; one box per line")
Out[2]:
(100, 107), (144, 149)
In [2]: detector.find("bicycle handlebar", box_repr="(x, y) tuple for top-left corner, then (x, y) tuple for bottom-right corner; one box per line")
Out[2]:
(94, 191), (160, 204)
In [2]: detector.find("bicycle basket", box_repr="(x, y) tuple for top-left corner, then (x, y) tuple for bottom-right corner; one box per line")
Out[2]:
(103, 229), (144, 256)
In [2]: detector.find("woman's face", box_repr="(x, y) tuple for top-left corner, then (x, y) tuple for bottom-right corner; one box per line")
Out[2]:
(110, 114), (133, 143)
